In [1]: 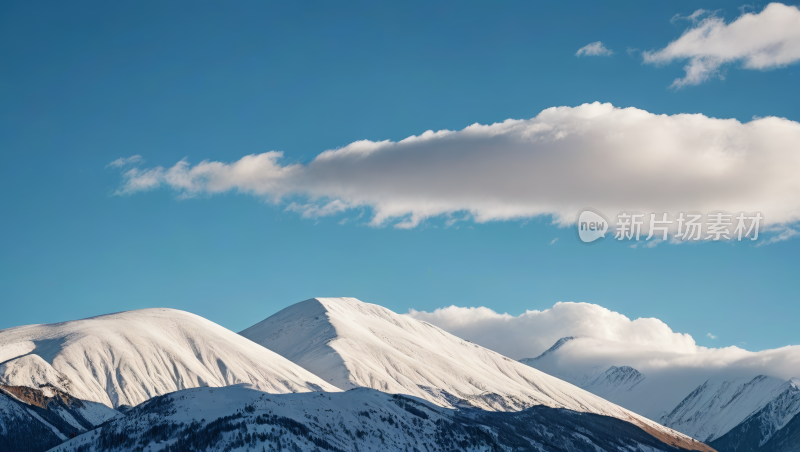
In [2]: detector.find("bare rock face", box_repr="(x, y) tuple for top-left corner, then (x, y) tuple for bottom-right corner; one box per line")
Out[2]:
(0, 383), (119, 451)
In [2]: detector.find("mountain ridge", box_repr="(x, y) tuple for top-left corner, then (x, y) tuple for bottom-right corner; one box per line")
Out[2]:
(51, 384), (716, 452)
(520, 337), (800, 450)
(0, 383), (118, 450)
(0, 307), (340, 409)
(241, 297), (707, 449)
(710, 378), (800, 452)
(662, 375), (788, 443)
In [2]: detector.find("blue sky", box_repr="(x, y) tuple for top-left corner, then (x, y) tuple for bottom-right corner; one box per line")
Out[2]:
(1, 0), (799, 352)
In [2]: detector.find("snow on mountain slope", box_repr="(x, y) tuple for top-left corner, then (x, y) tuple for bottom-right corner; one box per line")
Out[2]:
(2, 384), (120, 431)
(520, 337), (709, 421)
(12, 384), (117, 425)
(0, 383), (121, 451)
(0, 308), (340, 408)
(710, 378), (800, 452)
(582, 366), (646, 400)
(51, 384), (714, 452)
(240, 297), (708, 450)
(753, 411), (800, 452)
(1, 354), (72, 390)
(520, 336), (576, 365)
(519, 337), (612, 390)
(662, 375), (788, 443)
(520, 338), (800, 448)
(0, 390), (64, 451)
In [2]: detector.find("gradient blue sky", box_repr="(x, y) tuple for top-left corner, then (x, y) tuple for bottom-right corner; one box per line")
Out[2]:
(1, 1), (798, 351)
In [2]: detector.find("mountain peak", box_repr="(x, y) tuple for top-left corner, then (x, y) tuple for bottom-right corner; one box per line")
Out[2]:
(536, 336), (576, 359)
(517, 336), (576, 365)
(0, 307), (339, 408)
(662, 374), (788, 442)
(587, 366), (646, 389)
(240, 298), (704, 447)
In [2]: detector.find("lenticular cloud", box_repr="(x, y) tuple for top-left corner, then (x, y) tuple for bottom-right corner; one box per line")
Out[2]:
(112, 102), (800, 229)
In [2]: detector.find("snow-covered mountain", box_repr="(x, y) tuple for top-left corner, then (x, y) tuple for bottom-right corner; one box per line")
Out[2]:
(662, 375), (789, 443)
(519, 336), (576, 365)
(582, 366), (646, 400)
(1, 388), (64, 451)
(0, 308), (340, 409)
(0, 383), (118, 450)
(239, 297), (705, 448)
(520, 336), (700, 420)
(51, 384), (715, 452)
(709, 378), (800, 452)
(520, 337), (800, 451)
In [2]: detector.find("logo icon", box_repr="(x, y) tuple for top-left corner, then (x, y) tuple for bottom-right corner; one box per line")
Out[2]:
(577, 209), (608, 243)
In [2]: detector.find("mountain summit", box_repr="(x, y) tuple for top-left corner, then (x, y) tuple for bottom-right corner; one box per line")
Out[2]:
(241, 297), (708, 450)
(0, 308), (339, 408)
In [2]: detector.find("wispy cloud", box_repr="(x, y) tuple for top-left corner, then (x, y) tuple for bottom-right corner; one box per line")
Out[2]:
(707, 333), (718, 339)
(550, 238), (559, 245)
(106, 155), (144, 169)
(670, 9), (710, 24)
(110, 102), (800, 231)
(286, 200), (350, 219)
(643, 239), (662, 249)
(576, 41), (614, 57)
(755, 228), (799, 246)
(645, 3), (800, 87)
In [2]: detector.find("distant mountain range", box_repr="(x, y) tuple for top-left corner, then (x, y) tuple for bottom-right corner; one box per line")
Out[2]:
(522, 336), (800, 452)
(0, 297), (792, 452)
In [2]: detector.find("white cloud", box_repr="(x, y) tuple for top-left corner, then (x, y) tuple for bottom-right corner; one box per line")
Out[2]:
(645, 3), (800, 87)
(406, 302), (800, 382)
(408, 303), (697, 360)
(738, 5), (755, 15)
(111, 102), (800, 232)
(755, 228), (799, 246)
(707, 333), (718, 339)
(113, 153), (299, 197)
(550, 238), (559, 245)
(116, 166), (163, 193)
(576, 41), (614, 57)
(670, 9), (710, 24)
(286, 200), (350, 219)
(106, 155), (144, 169)
(642, 239), (662, 249)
